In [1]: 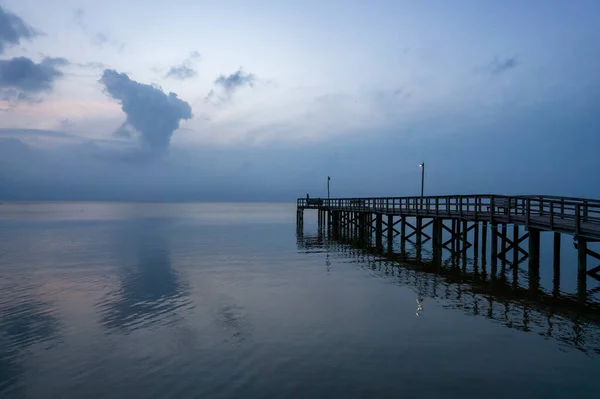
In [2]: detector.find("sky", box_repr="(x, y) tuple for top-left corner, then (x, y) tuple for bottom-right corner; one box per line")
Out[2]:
(0, 0), (599, 201)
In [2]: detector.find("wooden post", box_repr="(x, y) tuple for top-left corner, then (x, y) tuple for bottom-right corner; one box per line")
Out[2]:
(473, 222), (479, 259)
(528, 228), (541, 296)
(482, 221), (488, 261)
(451, 219), (457, 256)
(491, 223), (498, 279)
(501, 224), (507, 263)
(462, 220), (468, 254)
(457, 219), (462, 254)
(512, 225), (519, 268)
(528, 228), (540, 268)
(376, 213), (383, 249)
(461, 220), (468, 271)
(553, 232), (561, 296)
(416, 216), (423, 248)
(512, 225), (519, 287)
(481, 221), (488, 278)
(400, 216), (406, 241)
(435, 219), (443, 268)
(578, 237), (587, 276)
(432, 216), (438, 259)
(387, 214), (393, 253)
(400, 216), (406, 256)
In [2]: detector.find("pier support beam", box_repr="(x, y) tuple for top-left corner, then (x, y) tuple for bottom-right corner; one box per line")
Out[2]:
(528, 228), (541, 295)
(387, 214), (393, 253)
(400, 217), (406, 256)
(512, 225), (519, 287)
(578, 238), (588, 276)
(433, 218), (443, 267)
(501, 224), (508, 264)
(491, 223), (498, 279)
(375, 214), (383, 250)
(416, 217), (423, 248)
(528, 228), (540, 267)
(473, 222), (479, 259)
(553, 232), (561, 296)
(482, 221), (488, 262)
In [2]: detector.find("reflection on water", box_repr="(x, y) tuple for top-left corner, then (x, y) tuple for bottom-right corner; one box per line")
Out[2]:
(0, 297), (61, 396)
(2, 203), (600, 398)
(297, 231), (600, 355)
(214, 303), (250, 344)
(97, 220), (190, 333)
(416, 298), (424, 317)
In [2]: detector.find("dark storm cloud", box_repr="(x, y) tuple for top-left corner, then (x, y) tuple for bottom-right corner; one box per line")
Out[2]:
(164, 51), (200, 80)
(205, 68), (256, 102)
(0, 57), (68, 101)
(0, 5), (39, 54)
(99, 69), (193, 153)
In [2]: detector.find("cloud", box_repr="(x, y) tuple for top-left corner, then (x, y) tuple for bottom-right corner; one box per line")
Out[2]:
(99, 69), (193, 154)
(164, 51), (200, 80)
(0, 127), (77, 139)
(0, 5), (39, 54)
(205, 68), (257, 102)
(73, 8), (124, 51)
(165, 65), (196, 80)
(75, 61), (107, 69)
(0, 57), (68, 101)
(215, 69), (256, 92)
(479, 56), (520, 75)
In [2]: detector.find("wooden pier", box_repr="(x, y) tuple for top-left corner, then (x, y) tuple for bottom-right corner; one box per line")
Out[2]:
(296, 195), (600, 292)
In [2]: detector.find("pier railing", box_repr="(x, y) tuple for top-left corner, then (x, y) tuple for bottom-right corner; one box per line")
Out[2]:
(297, 195), (600, 239)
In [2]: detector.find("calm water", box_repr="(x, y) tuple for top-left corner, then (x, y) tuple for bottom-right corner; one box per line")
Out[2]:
(1, 202), (599, 398)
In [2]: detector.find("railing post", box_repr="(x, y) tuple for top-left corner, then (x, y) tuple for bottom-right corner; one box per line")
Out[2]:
(526, 198), (531, 226)
(560, 199), (565, 219)
(490, 195), (495, 223)
(550, 202), (554, 230)
(435, 197), (439, 216)
(539, 196), (544, 216)
(474, 195), (479, 221)
(459, 195), (463, 218)
(583, 200), (588, 222)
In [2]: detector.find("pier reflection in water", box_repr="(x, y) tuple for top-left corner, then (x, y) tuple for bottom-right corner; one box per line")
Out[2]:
(297, 227), (600, 355)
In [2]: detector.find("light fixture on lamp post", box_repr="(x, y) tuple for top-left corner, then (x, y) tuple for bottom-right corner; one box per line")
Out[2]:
(327, 176), (331, 200)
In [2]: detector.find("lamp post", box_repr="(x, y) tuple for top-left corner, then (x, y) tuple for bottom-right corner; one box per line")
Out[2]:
(419, 162), (425, 197)
(327, 176), (331, 200)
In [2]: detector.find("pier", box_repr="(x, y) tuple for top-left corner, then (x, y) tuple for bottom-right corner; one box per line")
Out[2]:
(296, 195), (600, 299)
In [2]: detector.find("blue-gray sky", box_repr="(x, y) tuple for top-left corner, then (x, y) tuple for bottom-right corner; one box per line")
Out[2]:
(0, 0), (599, 201)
